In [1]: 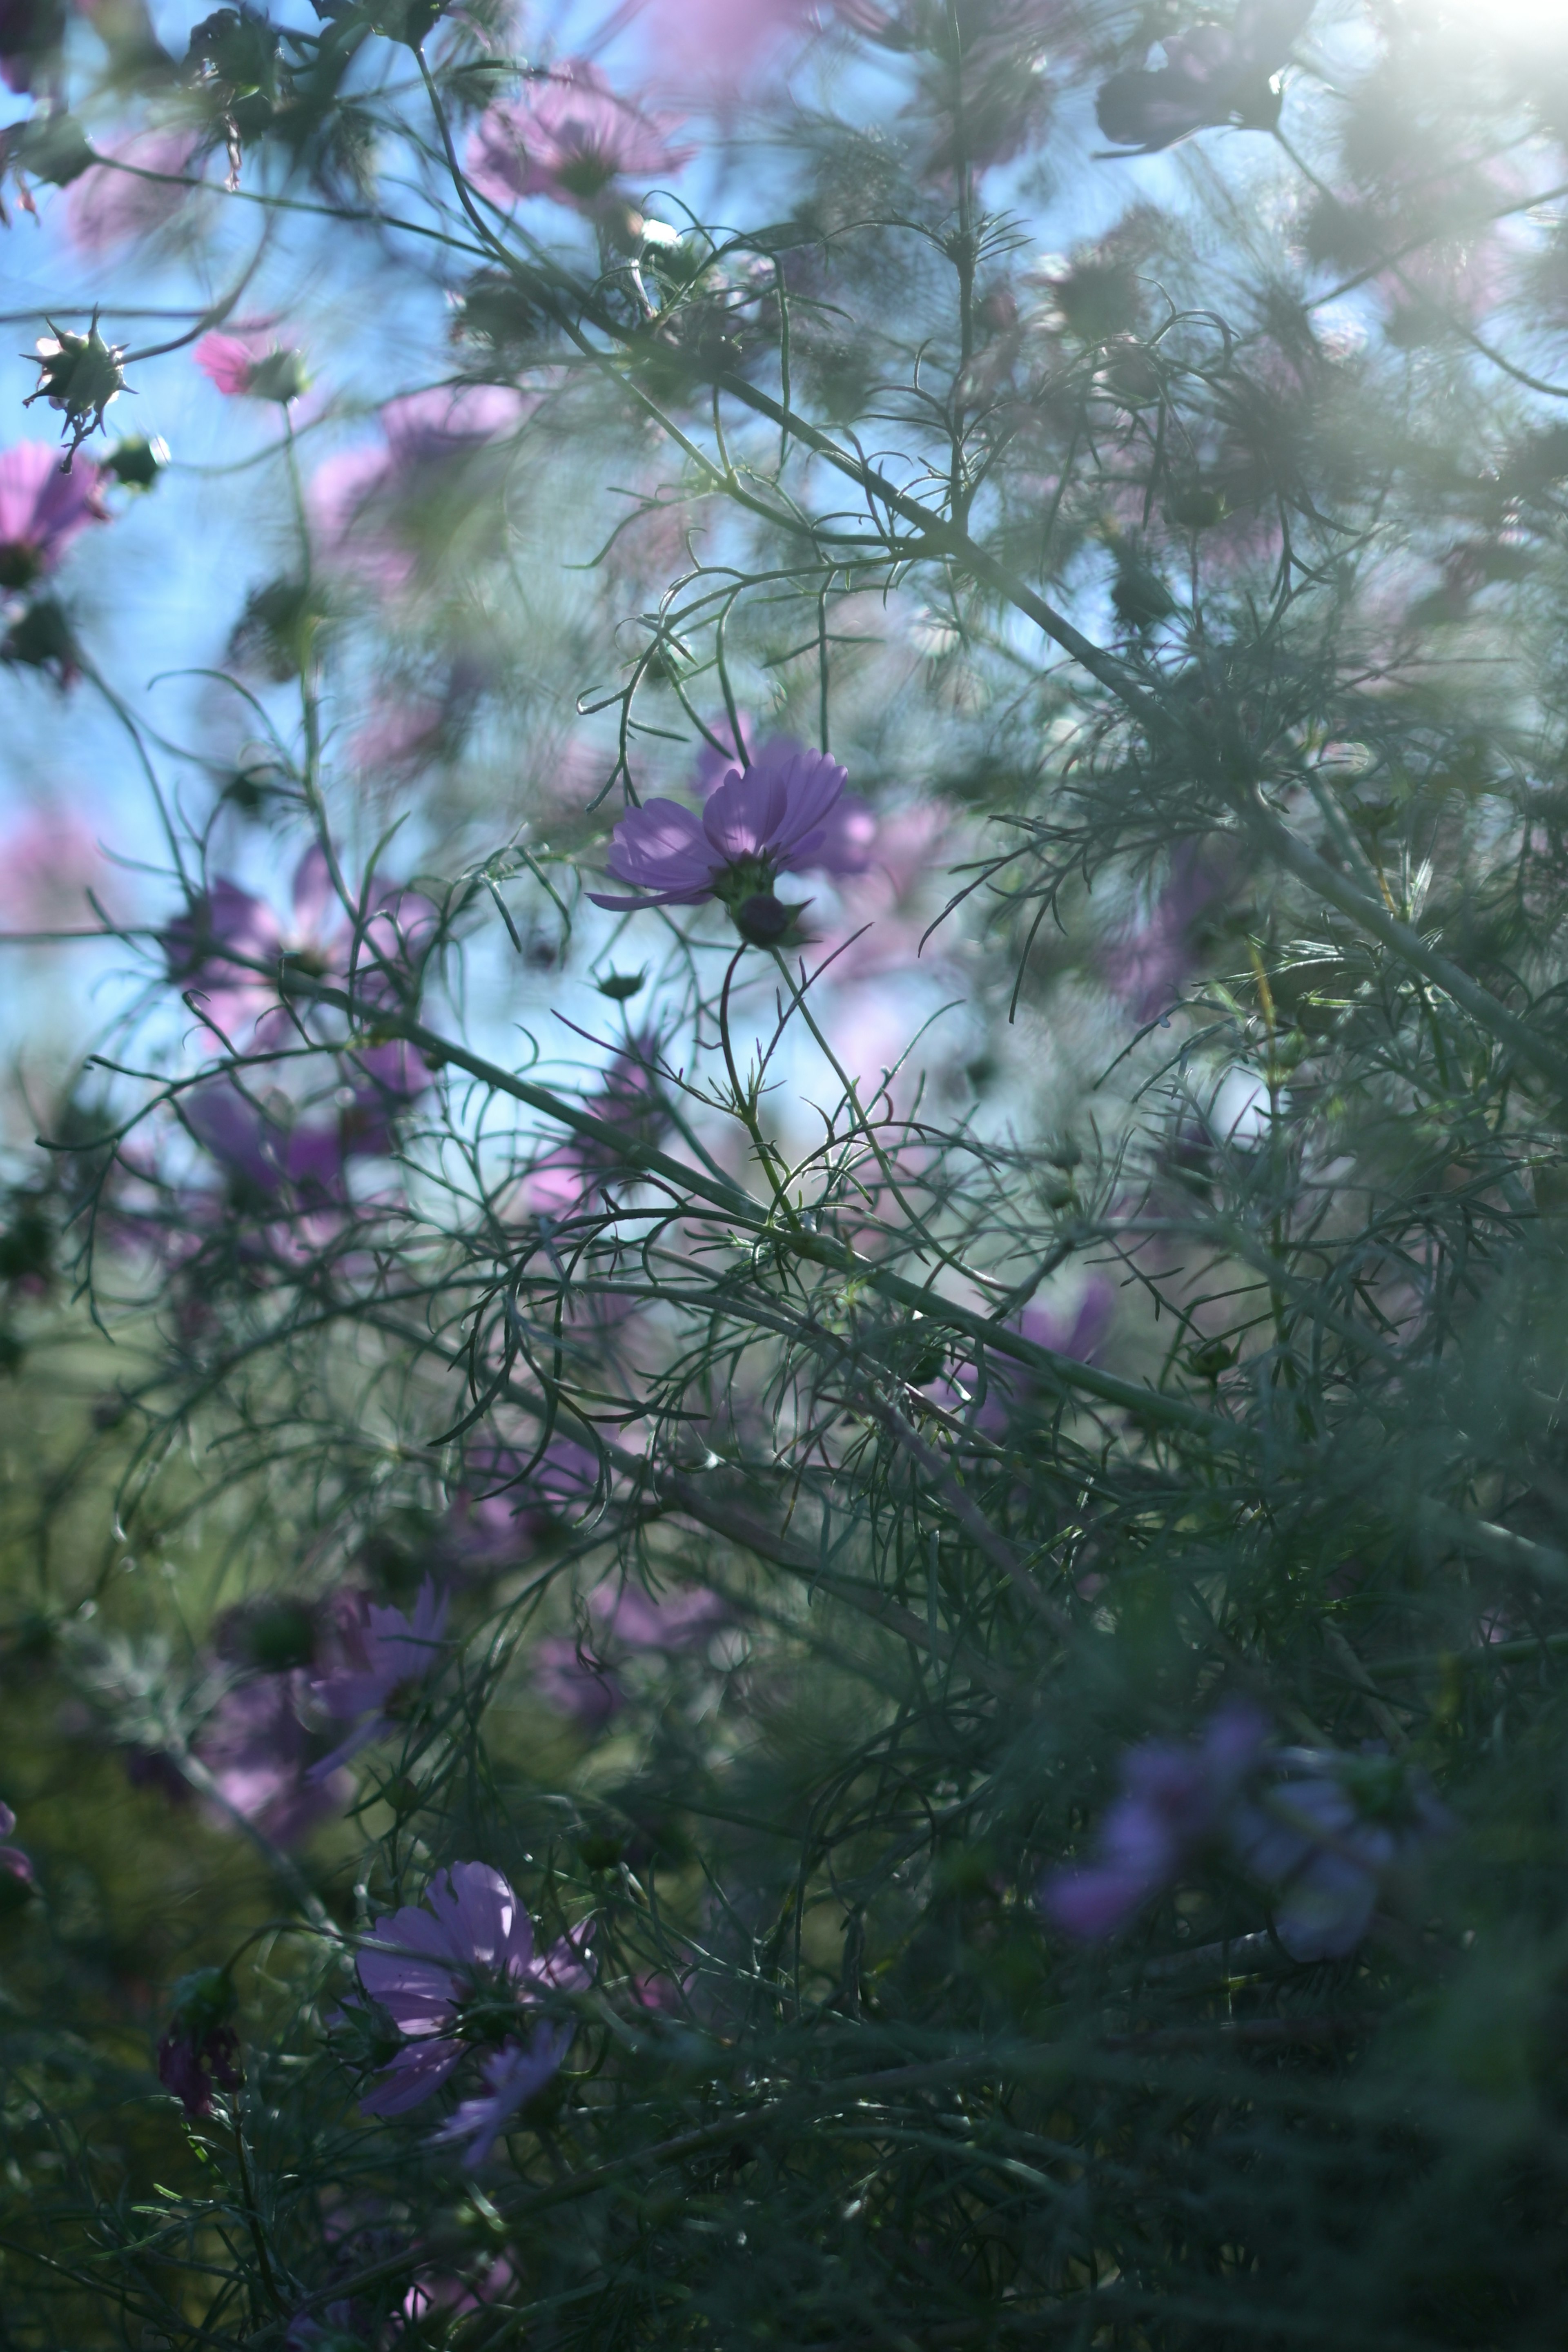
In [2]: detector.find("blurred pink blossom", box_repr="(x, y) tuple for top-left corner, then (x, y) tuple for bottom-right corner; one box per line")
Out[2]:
(160, 841), (437, 1044)
(468, 64), (692, 215)
(640, 0), (816, 95)
(195, 329), (307, 403)
(0, 802), (113, 924)
(0, 442), (107, 588)
(65, 125), (203, 252)
(310, 385), (527, 594)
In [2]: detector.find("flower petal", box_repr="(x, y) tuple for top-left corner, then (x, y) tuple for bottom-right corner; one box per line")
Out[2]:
(703, 765), (788, 863)
(360, 2037), (463, 2115)
(604, 800), (715, 894)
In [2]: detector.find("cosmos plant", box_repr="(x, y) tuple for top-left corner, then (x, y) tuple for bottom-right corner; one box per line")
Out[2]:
(0, 0), (1567, 2347)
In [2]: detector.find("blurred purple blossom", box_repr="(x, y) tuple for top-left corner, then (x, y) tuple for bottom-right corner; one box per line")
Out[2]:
(1094, 0), (1314, 155)
(307, 1578), (449, 1781)
(1231, 1761), (1450, 1961)
(355, 1862), (591, 2116)
(588, 1576), (728, 1653)
(0, 1798), (32, 1887)
(1045, 1709), (1450, 1954)
(1101, 842), (1231, 1023)
(0, 441), (107, 589)
(525, 1036), (670, 1216)
(641, 0), (815, 96)
(1043, 1703), (1270, 1940)
(532, 1634), (626, 1726)
(534, 1577), (726, 1726)
(589, 741), (862, 938)
(468, 64), (692, 215)
(284, 2300), (363, 2351)
(430, 2021), (573, 2165)
(197, 1673), (353, 1846)
(181, 1081), (356, 1201)
(938, 1282), (1116, 1439)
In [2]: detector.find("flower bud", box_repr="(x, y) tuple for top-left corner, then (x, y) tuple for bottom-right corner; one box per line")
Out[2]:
(733, 892), (793, 946)
(104, 434), (169, 491)
(24, 317), (127, 466)
(157, 1965), (242, 2117)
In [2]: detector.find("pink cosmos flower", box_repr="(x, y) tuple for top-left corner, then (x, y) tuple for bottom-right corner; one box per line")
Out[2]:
(0, 442), (107, 590)
(588, 740), (862, 940)
(1042, 1703), (1269, 1940)
(161, 842), (436, 1044)
(307, 1578), (450, 1781)
(195, 330), (307, 405)
(355, 1861), (591, 2115)
(431, 2021), (574, 2165)
(467, 63), (692, 216)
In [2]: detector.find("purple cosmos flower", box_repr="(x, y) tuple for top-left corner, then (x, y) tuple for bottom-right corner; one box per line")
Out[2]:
(307, 1578), (449, 1781)
(196, 330), (308, 405)
(1042, 1702), (1270, 1940)
(0, 442), (108, 590)
(589, 740), (862, 941)
(355, 1862), (591, 2116)
(156, 1966), (242, 2118)
(181, 1080), (355, 1202)
(1094, 0), (1314, 156)
(431, 2020), (574, 2165)
(467, 64), (692, 216)
(0, 1800), (32, 1889)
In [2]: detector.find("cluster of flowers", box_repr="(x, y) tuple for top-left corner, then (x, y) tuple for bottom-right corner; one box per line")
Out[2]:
(160, 843), (434, 1203)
